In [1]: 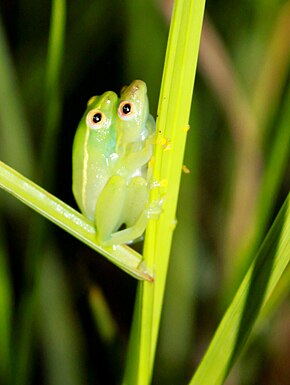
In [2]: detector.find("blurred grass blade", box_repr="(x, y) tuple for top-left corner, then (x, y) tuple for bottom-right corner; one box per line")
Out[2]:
(0, 223), (12, 383)
(189, 193), (290, 385)
(236, 79), (290, 318)
(0, 16), (34, 176)
(253, 1), (290, 130)
(0, 161), (152, 281)
(198, 17), (262, 279)
(225, 70), (290, 303)
(45, 0), (66, 101)
(11, 3), (67, 385)
(41, 0), (66, 182)
(89, 286), (118, 344)
(38, 251), (85, 385)
(229, 2), (290, 275)
(247, 79), (290, 257)
(123, 1), (206, 384)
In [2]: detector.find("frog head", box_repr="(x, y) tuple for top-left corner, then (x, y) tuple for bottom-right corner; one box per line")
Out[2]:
(84, 91), (119, 148)
(116, 80), (150, 153)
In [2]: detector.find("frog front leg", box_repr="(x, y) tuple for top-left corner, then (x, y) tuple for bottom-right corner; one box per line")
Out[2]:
(120, 134), (155, 175)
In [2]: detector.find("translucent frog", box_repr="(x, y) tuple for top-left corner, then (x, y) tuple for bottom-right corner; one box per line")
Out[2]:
(72, 80), (160, 246)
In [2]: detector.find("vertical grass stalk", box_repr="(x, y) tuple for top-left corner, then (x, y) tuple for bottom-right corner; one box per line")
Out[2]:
(12, 2), (66, 385)
(123, 1), (206, 384)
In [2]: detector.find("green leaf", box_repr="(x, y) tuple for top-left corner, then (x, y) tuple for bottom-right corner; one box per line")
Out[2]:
(0, 224), (12, 383)
(122, 1), (206, 384)
(0, 16), (34, 177)
(189, 193), (290, 385)
(0, 161), (152, 281)
(37, 252), (86, 385)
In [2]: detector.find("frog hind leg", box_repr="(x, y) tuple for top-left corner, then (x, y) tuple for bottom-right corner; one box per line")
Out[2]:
(101, 176), (159, 246)
(124, 176), (149, 226)
(95, 175), (126, 244)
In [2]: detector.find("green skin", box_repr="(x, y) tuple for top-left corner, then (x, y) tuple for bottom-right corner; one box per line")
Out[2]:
(72, 80), (158, 246)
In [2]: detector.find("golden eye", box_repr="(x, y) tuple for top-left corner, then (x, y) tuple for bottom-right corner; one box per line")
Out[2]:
(118, 101), (134, 119)
(86, 109), (106, 129)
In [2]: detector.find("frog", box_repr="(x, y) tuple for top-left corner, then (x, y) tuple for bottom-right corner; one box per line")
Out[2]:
(72, 80), (160, 246)
(72, 90), (119, 220)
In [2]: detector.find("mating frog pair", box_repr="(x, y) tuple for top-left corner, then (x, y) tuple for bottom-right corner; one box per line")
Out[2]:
(72, 80), (160, 246)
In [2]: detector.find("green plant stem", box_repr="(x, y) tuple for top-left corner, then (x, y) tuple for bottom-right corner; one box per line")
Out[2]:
(123, 1), (206, 384)
(224, 74), (290, 304)
(0, 222), (12, 384)
(0, 16), (34, 177)
(41, 0), (66, 183)
(253, 1), (290, 131)
(0, 161), (152, 281)
(11, 3), (67, 384)
(189, 193), (290, 385)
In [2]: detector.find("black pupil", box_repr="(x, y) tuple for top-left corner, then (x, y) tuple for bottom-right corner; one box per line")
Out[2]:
(93, 113), (102, 123)
(122, 103), (131, 114)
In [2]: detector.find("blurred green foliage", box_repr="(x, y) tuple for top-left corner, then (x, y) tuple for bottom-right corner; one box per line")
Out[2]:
(0, 0), (289, 384)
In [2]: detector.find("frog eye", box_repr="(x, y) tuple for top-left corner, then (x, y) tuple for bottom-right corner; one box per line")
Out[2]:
(86, 109), (106, 129)
(118, 101), (135, 119)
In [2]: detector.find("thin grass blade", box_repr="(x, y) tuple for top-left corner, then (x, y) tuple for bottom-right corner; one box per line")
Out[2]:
(123, 1), (206, 383)
(0, 16), (34, 177)
(189, 193), (290, 385)
(0, 223), (12, 383)
(0, 161), (151, 281)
